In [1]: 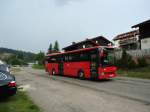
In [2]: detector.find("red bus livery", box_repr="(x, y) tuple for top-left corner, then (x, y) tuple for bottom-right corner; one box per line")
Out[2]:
(45, 46), (117, 80)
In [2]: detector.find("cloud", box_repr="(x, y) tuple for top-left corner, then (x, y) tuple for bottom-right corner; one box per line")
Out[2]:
(55, 0), (83, 6)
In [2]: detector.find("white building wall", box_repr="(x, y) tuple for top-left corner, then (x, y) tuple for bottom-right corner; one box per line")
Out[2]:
(141, 37), (150, 49)
(113, 40), (120, 48)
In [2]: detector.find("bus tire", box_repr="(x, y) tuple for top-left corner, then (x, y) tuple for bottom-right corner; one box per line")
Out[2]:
(78, 71), (84, 80)
(52, 69), (56, 75)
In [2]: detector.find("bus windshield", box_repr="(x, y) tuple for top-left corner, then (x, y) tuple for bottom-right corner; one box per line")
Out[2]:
(100, 48), (114, 67)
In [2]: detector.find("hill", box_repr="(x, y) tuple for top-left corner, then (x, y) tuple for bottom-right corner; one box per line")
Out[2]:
(0, 47), (36, 63)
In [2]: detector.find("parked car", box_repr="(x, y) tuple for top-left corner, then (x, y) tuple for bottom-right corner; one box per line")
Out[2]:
(0, 65), (17, 97)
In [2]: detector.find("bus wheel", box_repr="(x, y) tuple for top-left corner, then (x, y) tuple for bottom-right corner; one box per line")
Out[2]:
(78, 71), (84, 80)
(52, 69), (56, 75)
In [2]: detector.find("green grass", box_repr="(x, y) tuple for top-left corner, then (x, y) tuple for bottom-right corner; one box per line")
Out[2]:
(32, 64), (44, 69)
(117, 65), (150, 79)
(0, 92), (40, 112)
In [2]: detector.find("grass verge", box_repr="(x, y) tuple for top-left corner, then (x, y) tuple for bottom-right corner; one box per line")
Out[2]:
(32, 64), (44, 69)
(117, 65), (150, 79)
(0, 92), (40, 112)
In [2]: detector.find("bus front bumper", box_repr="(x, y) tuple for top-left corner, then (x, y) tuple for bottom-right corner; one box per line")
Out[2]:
(99, 73), (117, 79)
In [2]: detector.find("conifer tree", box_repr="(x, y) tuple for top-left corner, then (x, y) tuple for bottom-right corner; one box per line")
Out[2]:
(48, 43), (53, 53)
(53, 41), (60, 52)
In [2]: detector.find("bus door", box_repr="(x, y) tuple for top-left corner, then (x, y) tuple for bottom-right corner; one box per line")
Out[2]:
(58, 57), (63, 75)
(90, 50), (98, 79)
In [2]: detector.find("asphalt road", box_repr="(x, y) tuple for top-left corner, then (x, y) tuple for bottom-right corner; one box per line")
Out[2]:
(15, 67), (150, 112)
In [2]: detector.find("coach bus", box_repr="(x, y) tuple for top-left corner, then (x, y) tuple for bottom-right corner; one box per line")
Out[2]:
(44, 46), (117, 80)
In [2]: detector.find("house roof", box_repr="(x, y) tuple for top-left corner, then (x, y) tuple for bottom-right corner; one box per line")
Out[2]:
(62, 36), (112, 50)
(113, 30), (139, 41)
(132, 19), (150, 28)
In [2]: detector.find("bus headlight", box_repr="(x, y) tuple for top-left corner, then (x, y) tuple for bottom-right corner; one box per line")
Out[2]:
(101, 72), (105, 76)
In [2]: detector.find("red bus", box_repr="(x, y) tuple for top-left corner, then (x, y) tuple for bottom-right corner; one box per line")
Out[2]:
(45, 46), (117, 80)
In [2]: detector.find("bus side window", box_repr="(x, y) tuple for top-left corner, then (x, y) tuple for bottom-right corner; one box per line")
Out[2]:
(79, 53), (84, 61)
(51, 58), (56, 62)
(60, 57), (63, 62)
(80, 52), (88, 61)
(71, 53), (78, 61)
(48, 59), (51, 63)
(91, 54), (97, 59)
(56, 56), (62, 62)
(64, 55), (69, 62)
(75, 53), (80, 61)
(69, 55), (72, 61)
(47, 57), (52, 63)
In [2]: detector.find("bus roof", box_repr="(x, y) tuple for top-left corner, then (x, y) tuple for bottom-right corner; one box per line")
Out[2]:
(46, 46), (114, 57)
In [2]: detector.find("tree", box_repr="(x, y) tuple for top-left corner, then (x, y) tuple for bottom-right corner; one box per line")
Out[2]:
(35, 51), (45, 65)
(53, 41), (60, 52)
(119, 49), (137, 69)
(48, 43), (53, 53)
(17, 52), (24, 60)
(11, 58), (21, 65)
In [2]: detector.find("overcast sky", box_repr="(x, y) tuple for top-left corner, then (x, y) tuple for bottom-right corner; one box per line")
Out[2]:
(0, 0), (150, 53)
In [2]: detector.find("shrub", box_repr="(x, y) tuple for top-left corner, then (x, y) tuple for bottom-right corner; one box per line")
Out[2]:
(138, 57), (148, 67)
(115, 49), (137, 69)
(128, 59), (137, 69)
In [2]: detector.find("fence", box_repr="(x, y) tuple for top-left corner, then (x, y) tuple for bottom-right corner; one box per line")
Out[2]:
(114, 49), (150, 59)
